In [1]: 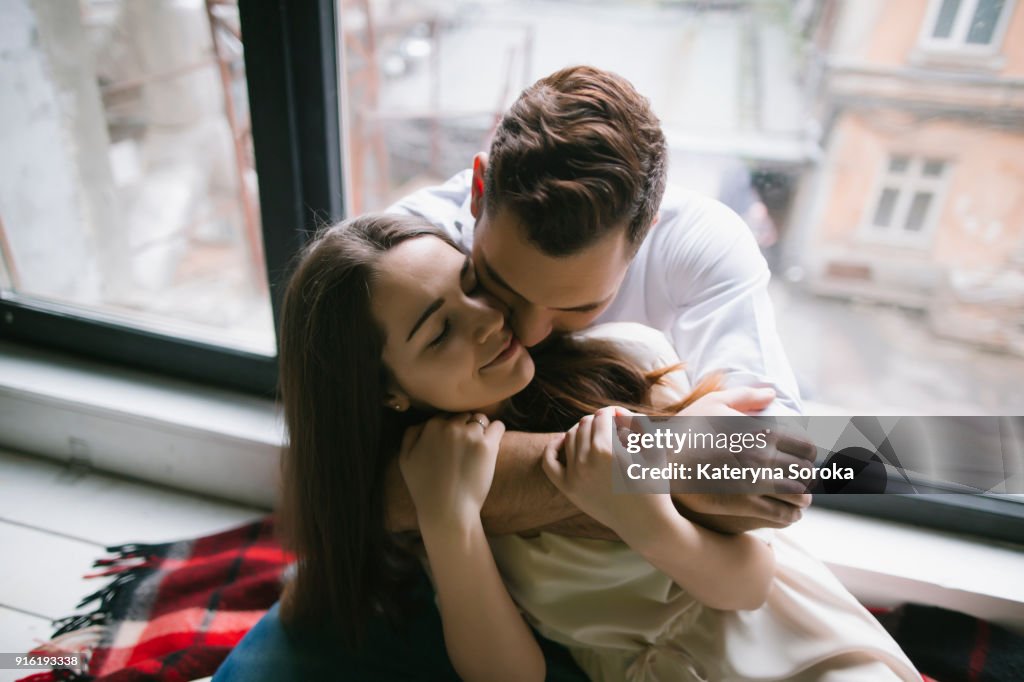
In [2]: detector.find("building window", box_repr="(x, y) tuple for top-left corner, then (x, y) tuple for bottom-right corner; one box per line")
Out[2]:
(921, 0), (1014, 50)
(864, 155), (949, 245)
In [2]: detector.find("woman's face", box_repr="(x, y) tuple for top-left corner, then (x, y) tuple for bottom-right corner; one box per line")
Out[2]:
(372, 236), (535, 414)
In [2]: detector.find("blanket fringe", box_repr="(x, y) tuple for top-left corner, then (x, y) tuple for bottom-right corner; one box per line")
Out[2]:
(29, 542), (171, 680)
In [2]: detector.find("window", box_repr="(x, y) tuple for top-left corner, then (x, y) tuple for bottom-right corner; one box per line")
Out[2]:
(333, 1), (1024, 542)
(1, 0), (1020, 543)
(0, 0), (342, 394)
(1, 1), (273, 355)
(920, 0), (1014, 51)
(862, 155), (949, 246)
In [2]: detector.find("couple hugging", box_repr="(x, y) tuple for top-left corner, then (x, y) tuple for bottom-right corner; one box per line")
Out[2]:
(215, 66), (919, 681)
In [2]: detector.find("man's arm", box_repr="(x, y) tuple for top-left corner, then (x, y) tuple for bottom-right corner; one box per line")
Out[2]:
(656, 193), (803, 415)
(385, 391), (811, 538)
(387, 430), (609, 536)
(647, 195), (812, 527)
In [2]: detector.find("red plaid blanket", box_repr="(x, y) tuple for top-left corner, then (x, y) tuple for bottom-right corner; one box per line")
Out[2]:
(18, 517), (1024, 682)
(19, 517), (292, 682)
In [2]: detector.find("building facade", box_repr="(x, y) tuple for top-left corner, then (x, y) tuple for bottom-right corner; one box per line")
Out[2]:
(791, 0), (1024, 354)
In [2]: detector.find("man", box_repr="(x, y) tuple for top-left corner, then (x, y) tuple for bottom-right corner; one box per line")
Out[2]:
(216, 65), (809, 681)
(385, 65), (807, 539)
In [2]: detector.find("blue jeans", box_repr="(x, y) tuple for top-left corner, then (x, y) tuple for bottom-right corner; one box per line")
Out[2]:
(213, 568), (586, 681)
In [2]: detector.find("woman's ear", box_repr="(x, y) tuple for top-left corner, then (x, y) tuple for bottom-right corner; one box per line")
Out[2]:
(470, 152), (488, 220)
(383, 391), (410, 413)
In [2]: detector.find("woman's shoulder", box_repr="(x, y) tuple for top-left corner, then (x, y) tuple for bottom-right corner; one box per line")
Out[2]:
(571, 322), (679, 370)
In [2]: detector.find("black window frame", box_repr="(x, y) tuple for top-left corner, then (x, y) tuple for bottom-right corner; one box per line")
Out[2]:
(815, 494), (1024, 545)
(0, 0), (343, 398)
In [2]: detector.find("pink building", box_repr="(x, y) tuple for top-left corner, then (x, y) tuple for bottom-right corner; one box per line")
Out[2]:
(791, 0), (1024, 354)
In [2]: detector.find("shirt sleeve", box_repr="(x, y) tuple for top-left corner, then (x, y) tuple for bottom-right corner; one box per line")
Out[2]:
(385, 169), (474, 249)
(658, 196), (803, 416)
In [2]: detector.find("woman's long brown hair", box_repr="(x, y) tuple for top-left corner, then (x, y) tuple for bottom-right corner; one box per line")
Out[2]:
(278, 213), (719, 644)
(277, 214), (455, 640)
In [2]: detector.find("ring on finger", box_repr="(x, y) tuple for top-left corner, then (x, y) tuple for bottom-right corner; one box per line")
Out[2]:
(467, 415), (489, 430)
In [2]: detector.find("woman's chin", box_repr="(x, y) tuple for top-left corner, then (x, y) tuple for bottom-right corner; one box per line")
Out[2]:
(481, 356), (536, 414)
(511, 353), (536, 392)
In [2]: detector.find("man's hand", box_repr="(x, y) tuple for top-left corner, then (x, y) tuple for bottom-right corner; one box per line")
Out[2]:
(678, 385), (777, 417)
(672, 495), (810, 534)
(669, 385), (816, 533)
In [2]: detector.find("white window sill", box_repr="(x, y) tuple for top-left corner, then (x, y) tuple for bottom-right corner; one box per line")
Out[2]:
(788, 507), (1024, 632)
(908, 46), (1007, 72)
(1, 341), (1022, 631)
(0, 340), (283, 508)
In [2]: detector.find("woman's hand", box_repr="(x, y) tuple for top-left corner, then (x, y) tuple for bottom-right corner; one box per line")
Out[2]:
(542, 407), (677, 547)
(399, 413), (505, 527)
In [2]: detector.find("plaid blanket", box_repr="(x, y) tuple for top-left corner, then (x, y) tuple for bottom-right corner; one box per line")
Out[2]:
(19, 517), (1024, 682)
(19, 517), (292, 682)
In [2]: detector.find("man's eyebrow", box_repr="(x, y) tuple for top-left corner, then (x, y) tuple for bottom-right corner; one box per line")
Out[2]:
(480, 254), (609, 313)
(407, 298), (443, 342)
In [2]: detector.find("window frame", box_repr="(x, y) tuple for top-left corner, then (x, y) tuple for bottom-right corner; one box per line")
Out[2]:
(857, 154), (950, 250)
(918, 0), (1017, 54)
(0, 0), (344, 397)
(815, 493), (1024, 545)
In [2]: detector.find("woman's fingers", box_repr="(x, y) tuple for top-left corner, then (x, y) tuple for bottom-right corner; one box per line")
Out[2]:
(484, 419), (505, 450)
(541, 438), (567, 490)
(467, 412), (490, 431)
(593, 408), (615, 453)
(574, 414), (594, 465)
(564, 423), (579, 473)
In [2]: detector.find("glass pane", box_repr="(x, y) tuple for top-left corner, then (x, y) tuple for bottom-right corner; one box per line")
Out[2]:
(922, 159), (946, 177)
(932, 0), (962, 38)
(872, 188), (900, 228)
(904, 191), (934, 232)
(888, 156), (910, 173)
(0, 0), (275, 356)
(337, 0), (1024, 424)
(966, 0), (1004, 44)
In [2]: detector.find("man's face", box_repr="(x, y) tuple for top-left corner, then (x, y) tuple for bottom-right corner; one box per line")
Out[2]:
(471, 208), (633, 347)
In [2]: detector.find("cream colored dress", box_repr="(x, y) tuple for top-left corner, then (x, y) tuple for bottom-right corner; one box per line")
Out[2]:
(489, 323), (920, 682)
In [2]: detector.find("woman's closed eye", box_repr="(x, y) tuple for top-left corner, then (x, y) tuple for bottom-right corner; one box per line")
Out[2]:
(426, 262), (481, 350)
(428, 319), (450, 348)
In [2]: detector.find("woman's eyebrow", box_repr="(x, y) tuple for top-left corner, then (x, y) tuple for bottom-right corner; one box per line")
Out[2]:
(407, 298), (443, 342)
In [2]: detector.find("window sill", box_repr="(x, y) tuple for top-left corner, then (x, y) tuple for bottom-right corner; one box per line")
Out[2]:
(788, 506), (1024, 633)
(908, 47), (1006, 73)
(1, 341), (1021, 630)
(0, 340), (282, 508)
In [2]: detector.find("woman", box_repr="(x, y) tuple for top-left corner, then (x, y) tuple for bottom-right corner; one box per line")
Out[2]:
(218, 213), (919, 681)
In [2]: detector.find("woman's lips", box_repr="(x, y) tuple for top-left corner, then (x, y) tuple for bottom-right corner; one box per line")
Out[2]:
(482, 335), (521, 370)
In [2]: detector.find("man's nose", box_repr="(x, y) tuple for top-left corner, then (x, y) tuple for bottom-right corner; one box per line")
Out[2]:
(473, 301), (505, 344)
(512, 305), (553, 347)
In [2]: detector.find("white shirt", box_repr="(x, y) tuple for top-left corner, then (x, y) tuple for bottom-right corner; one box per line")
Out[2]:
(387, 170), (802, 415)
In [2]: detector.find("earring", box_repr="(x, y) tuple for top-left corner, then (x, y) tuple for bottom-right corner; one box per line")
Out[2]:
(390, 402), (403, 412)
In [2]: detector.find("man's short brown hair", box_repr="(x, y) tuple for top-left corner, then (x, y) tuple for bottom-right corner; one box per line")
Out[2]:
(484, 65), (667, 256)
